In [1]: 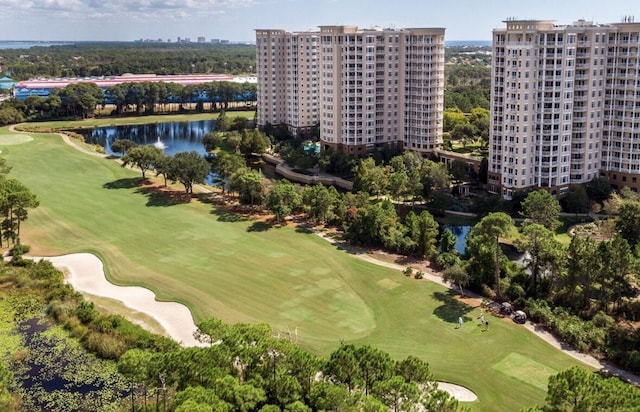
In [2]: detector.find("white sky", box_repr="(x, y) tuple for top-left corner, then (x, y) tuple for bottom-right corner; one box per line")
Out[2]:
(0, 0), (637, 42)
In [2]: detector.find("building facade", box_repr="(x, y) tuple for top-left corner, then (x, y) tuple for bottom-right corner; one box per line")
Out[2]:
(489, 19), (640, 198)
(255, 29), (320, 137)
(256, 25), (445, 155)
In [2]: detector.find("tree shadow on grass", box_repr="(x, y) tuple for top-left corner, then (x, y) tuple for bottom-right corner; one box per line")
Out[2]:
(211, 207), (251, 223)
(135, 186), (192, 207)
(295, 225), (313, 235)
(247, 221), (271, 232)
(432, 290), (475, 324)
(103, 177), (142, 190)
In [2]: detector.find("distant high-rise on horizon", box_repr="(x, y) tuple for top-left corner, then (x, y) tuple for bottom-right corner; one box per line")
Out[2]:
(489, 18), (640, 199)
(255, 25), (445, 155)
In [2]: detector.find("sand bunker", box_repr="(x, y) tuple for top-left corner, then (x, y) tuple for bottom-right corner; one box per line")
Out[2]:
(33, 253), (205, 347)
(437, 382), (478, 402)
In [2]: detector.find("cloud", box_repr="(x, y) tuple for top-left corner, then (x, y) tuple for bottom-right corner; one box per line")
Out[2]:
(5, 0), (254, 20)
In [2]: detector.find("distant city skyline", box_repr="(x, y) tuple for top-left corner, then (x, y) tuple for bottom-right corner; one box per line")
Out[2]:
(0, 0), (637, 42)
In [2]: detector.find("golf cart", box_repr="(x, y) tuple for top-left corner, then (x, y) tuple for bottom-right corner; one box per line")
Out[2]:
(513, 310), (527, 324)
(500, 302), (513, 315)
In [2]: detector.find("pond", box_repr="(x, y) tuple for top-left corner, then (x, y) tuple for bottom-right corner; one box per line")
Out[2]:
(75, 119), (217, 156)
(15, 318), (129, 411)
(443, 224), (472, 255)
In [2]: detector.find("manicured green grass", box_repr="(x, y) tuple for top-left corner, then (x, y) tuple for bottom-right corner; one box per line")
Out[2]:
(0, 132), (34, 145)
(16, 111), (255, 131)
(2, 126), (588, 411)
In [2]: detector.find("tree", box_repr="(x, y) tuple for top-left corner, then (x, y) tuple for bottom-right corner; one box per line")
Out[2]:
(442, 265), (470, 296)
(309, 382), (353, 411)
(543, 366), (640, 411)
(466, 212), (515, 299)
(173, 386), (230, 411)
(55, 82), (104, 118)
(395, 356), (434, 388)
(169, 151), (211, 194)
(231, 168), (264, 206)
(558, 236), (599, 311)
(420, 160), (451, 200)
(586, 177), (612, 204)
(355, 345), (394, 396)
(371, 376), (420, 412)
(154, 153), (175, 187)
(0, 177), (39, 246)
(194, 317), (229, 346)
(240, 129), (269, 156)
(439, 228), (457, 254)
(404, 210), (439, 258)
(595, 235), (635, 312)
(443, 108), (468, 133)
(210, 151), (246, 194)
(353, 158), (389, 197)
(0, 106), (24, 125)
(110, 139), (137, 155)
(118, 349), (153, 411)
(450, 123), (478, 147)
(615, 200), (640, 248)
(346, 199), (404, 250)
(266, 180), (302, 222)
(468, 107), (490, 146)
(203, 131), (224, 152)
(520, 190), (561, 231)
(326, 343), (361, 393)
(561, 184), (590, 214)
(516, 223), (563, 294)
(217, 110), (230, 132)
(422, 390), (462, 412)
(302, 184), (338, 224)
(121, 145), (162, 179)
(286, 346), (323, 405)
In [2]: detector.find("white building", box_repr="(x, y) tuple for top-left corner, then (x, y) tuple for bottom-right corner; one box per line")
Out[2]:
(256, 25), (445, 155)
(489, 18), (640, 198)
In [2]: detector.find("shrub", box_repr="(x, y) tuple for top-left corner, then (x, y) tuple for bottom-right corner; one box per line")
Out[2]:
(414, 271), (424, 280)
(84, 332), (128, 360)
(76, 301), (98, 324)
(525, 298), (553, 324)
(403, 267), (413, 277)
(9, 243), (30, 256)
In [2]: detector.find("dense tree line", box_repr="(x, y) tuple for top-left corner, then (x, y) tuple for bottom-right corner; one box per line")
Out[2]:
(444, 62), (490, 111)
(0, 80), (257, 124)
(0, 42), (256, 81)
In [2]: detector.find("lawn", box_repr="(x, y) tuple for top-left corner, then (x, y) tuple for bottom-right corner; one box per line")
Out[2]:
(1, 125), (587, 411)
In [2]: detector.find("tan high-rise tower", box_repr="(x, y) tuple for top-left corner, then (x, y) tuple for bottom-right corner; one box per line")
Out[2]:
(489, 18), (640, 198)
(256, 25), (445, 155)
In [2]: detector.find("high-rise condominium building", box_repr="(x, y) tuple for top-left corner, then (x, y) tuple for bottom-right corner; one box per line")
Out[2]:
(255, 26), (445, 155)
(489, 18), (640, 199)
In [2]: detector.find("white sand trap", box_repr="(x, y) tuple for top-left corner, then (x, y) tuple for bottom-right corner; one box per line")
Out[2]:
(32, 253), (205, 347)
(437, 382), (478, 402)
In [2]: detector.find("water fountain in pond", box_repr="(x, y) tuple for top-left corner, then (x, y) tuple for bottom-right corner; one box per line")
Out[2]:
(154, 136), (167, 150)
